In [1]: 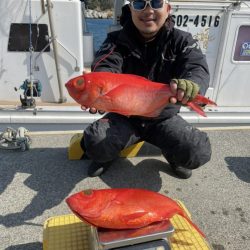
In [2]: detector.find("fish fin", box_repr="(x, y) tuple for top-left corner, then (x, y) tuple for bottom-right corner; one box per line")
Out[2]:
(95, 85), (138, 116)
(187, 95), (217, 117)
(101, 84), (128, 97)
(121, 211), (148, 221)
(125, 74), (150, 81)
(193, 95), (217, 106)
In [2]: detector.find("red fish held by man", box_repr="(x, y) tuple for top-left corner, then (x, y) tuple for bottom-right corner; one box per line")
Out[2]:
(66, 188), (205, 238)
(65, 72), (216, 117)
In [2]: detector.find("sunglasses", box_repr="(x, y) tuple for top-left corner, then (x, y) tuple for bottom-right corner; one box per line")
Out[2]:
(130, 0), (167, 11)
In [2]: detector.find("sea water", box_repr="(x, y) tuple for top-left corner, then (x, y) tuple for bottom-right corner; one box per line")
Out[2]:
(85, 18), (113, 52)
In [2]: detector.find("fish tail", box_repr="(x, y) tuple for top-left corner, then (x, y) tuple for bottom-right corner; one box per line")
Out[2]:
(193, 95), (217, 106)
(187, 101), (207, 117)
(187, 95), (217, 117)
(181, 214), (206, 238)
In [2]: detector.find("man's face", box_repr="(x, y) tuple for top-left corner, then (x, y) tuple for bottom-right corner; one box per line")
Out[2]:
(129, 0), (171, 40)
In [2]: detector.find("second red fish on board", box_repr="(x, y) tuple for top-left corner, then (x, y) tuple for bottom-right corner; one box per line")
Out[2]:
(66, 188), (205, 238)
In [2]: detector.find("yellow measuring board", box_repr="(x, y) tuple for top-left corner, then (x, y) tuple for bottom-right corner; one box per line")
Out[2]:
(43, 201), (211, 250)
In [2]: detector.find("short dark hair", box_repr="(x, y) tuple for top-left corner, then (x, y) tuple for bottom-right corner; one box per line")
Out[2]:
(120, 4), (132, 27)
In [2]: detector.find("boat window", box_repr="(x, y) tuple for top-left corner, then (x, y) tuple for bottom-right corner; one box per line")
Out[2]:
(233, 25), (250, 62)
(8, 23), (50, 52)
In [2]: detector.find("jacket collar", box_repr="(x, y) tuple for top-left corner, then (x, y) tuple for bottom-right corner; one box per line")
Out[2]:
(116, 16), (175, 55)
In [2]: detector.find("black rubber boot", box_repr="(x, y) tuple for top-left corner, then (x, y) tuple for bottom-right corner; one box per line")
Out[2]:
(87, 161), (113, 177)
(170, 164), (192, 179)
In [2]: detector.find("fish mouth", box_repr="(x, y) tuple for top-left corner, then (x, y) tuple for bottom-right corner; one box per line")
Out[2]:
(65, 81), (70, 88)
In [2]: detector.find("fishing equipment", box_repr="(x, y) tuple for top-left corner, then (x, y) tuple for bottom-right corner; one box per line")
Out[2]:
(0, 127), (31, 151)
(16, 78), (42, 108)
(19, 79), (42, 97)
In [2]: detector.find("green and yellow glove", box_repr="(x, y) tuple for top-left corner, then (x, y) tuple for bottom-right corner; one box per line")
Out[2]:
(171, 79), (200, 101)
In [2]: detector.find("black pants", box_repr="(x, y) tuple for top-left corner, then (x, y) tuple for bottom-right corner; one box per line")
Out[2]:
(82, 113), (211, 169)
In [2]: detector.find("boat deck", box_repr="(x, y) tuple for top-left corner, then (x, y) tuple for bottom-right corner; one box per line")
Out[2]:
(0, 128), (249, 249)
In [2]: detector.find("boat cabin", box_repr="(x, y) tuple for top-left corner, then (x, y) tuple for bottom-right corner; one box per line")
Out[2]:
(0, 0), (250, 130)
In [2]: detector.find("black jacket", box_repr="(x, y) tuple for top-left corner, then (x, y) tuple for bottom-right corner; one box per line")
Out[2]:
(91, 16), (210, 119)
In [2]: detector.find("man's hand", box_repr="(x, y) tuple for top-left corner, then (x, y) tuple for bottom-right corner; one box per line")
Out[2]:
(81, 105), (106, 115)
(81, 70), (105, 115)
(89, 108), (105, 115)
(169, 79), (199, 105)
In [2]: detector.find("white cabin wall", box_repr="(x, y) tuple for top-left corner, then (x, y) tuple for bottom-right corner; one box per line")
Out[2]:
(0, 0), (84, 102)
(214, 12), (250, 106)
(164, 1), (250, 108)
(170, 1), (229, 99)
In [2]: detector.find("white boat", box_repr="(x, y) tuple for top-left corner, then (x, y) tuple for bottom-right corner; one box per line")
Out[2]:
(0, 0), (250, 131)
(0, 3), (249, 249)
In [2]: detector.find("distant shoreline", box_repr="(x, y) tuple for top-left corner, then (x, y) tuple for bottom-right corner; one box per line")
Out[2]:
(84, 9), (113, 19)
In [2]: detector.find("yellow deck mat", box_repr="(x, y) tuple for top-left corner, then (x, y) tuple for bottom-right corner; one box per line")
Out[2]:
(68, 133), (161, 160)
(43, 202), (211, 250)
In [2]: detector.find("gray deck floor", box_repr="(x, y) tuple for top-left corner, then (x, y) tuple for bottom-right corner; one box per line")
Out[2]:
(0, 128), (250, 250)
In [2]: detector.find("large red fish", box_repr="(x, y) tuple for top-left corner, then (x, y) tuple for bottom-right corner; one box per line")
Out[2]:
(65, 72), (216, 117)
(66, 188), (205, 238)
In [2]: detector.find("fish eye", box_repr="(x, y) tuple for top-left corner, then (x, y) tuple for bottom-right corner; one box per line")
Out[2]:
(73, 77), (85, 91)
(83, 189), (93, 196)
(76, 78), (84, 86)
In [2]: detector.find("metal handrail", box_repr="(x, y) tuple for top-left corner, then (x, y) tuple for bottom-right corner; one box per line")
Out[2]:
(56, 40), (80, 72)
(33, 37), (80, 72)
